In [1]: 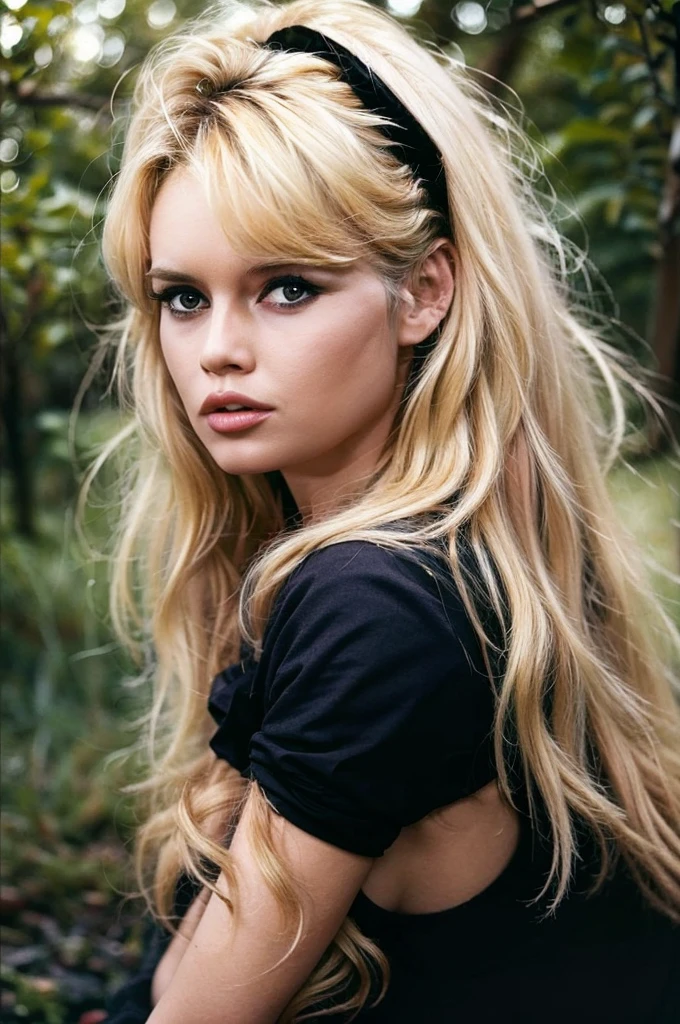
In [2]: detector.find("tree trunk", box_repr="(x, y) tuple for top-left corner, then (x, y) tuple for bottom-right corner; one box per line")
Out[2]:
(0, 306), (35, 538)
(647, 119), (680, 451)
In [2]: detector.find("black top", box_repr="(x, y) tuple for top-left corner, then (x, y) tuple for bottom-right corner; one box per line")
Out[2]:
(208, 538), (502, 857)
(104, 537), (680, 1023)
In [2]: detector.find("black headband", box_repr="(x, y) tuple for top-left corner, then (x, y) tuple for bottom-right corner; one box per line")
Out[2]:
(262, 25), (450, 229)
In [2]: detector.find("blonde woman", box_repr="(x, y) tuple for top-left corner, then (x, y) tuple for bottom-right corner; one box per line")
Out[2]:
(98, 0), (680, 1021)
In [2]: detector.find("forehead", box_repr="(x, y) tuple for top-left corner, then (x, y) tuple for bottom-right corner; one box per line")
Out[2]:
(147, 167), (385, 294)
(149, 166), (387, 288)
(149, 168), (251, 273)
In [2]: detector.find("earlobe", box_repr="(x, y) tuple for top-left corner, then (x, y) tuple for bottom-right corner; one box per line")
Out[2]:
(397, 307), (445, 348)
(396, 239), (455, 348)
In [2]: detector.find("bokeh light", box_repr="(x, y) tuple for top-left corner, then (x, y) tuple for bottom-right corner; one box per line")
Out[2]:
(48, 15), (70, 38)
(0, 138), (19, 163)
(543, 27), (564, 52)
(1, 169), (19, 193)
(386, 0), (423, 17)
(603, 5), (626, 25)
(452, 2), (487, 35)
(34, 44), (53, 68)
(68, 23), (105, 63)
(98, 0), (127, 19)
(75, 0), (99, 25)
(146, 0), (176, 30)
(98, 31), (126, 67)
(0, 15), (23, 52)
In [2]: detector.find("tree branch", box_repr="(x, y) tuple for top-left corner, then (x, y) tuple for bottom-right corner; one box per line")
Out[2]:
(633, 12), (665, 102)
(511, 0), (579, 23)
(11, 83), (111, 114)
(478, 0), (580, 93)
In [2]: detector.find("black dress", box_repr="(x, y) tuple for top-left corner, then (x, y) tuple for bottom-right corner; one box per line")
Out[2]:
(105, 538), (680, 1023)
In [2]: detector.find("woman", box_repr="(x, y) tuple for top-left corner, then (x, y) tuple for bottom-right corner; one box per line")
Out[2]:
(98, 0), (680, 1021)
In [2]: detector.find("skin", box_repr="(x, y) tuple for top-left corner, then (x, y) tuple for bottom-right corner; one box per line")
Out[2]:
(150, 780), (521, 1016)
(145, 167), (459, 1022)
(148, 167), (454, 524)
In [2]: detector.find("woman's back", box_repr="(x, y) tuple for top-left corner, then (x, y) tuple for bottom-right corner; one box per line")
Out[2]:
(347, 813), (680, 1022)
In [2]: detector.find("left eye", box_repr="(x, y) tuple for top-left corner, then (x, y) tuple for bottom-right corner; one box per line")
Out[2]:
(166, 290), (206, 313)
(261, 276), (320, 308)
(148, 286), (208, 318)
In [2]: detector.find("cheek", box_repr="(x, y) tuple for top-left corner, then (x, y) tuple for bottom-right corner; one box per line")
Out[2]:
(159, 335), (191, 399)
(290, 297), (395, 408)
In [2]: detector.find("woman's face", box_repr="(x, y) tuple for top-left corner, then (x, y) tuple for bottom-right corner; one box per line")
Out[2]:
(148, 168), (412, 521)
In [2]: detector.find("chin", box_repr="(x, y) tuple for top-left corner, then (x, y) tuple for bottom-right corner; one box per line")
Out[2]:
(203, 445), (288, 479)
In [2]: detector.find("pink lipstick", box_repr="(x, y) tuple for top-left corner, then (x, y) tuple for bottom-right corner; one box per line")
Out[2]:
(200, 390), (274, 434)
(206, 409), (273, 433)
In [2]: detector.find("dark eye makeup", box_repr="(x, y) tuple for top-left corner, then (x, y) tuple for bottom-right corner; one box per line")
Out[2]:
(146, 274), (322, 318)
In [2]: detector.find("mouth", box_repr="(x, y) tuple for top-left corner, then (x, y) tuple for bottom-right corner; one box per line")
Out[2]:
(200, 392), (275, 415)
(205, 407), (274, 434)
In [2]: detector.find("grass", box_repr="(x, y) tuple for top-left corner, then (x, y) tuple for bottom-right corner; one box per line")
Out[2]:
(608, 454), (679, 620)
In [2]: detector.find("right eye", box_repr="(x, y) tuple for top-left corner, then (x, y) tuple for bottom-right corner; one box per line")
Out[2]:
(147, 286), (209, 318)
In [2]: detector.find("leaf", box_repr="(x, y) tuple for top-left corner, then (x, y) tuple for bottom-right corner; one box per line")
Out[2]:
(24, 127), (52, 151)
(574, 182), (626, 219)
(559, 118), (629, 146)
(631, 105), (661, 131)
(600, 35), (643, 56)
(605, 192), (625, 226)
(15, 251), (35, 274)
(620, 62), (650, 85)
(28, 169), (50, 193)
(620, 211), (657, 232)
(600, 102), (631, 125)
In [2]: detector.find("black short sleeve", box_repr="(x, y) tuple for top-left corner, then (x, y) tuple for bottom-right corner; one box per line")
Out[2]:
(246, 541), (498, 857)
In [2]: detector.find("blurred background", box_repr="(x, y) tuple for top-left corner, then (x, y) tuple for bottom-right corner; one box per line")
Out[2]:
(1, 1), (678, 1021)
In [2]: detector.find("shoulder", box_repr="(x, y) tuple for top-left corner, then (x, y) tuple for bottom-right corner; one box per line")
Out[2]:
(259, 537), (497, 694)
(284, 537), (432, 584)
(267, 538), (457, 631)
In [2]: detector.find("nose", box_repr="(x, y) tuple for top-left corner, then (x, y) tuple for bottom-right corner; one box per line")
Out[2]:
(199, 303), (256, 376)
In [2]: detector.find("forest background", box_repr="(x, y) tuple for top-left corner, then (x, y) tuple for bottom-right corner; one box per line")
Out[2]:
(1, 1), (679, 1021)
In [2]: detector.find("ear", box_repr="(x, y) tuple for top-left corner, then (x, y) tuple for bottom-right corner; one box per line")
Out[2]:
(395, 238), (455, 348)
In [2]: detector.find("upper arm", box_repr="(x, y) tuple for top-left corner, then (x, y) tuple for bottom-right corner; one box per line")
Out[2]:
(147, 785), (374, 1024)
(150, 887), (210, 1006)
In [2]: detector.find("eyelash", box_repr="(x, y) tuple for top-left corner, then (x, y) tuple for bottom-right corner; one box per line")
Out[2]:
(146, 274), (322, 319)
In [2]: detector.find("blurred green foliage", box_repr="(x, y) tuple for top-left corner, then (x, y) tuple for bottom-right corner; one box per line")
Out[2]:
(508, 2), (677, 328)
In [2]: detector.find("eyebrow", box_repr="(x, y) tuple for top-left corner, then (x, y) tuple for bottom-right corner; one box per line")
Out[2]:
(145, 262), (327, 284)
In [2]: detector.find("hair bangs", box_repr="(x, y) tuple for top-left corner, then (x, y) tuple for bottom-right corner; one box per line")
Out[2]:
(181, 75), (420, 269)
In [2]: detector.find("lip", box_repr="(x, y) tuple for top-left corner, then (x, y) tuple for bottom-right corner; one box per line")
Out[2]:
(206, 409), (273, 433)
(199, 390), (274, 415)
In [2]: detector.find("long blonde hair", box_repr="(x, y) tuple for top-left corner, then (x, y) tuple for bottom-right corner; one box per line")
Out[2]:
(91, 0), (680, 1018)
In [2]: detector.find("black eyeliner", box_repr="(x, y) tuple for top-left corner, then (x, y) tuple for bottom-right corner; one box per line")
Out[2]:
(146, 285), (201, 301)
(259, 274), (322, 306)
(146, 274), (322, 315)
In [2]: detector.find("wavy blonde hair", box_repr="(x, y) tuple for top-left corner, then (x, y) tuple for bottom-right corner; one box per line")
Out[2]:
(91, 0), (680, 1018)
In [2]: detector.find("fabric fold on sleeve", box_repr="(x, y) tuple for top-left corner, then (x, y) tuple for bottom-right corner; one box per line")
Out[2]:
(247, 541), (499, 857)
